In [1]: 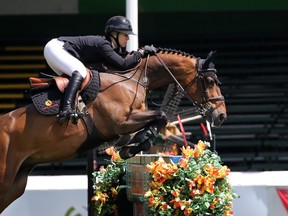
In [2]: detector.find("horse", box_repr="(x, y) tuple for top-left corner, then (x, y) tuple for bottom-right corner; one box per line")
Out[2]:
(0, 47), (226, 213)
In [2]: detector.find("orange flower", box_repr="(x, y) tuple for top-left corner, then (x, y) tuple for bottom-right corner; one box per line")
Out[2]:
(105, 146), (115, 155)
(169, 189), (188, 210)
(205, 163), (230, 179)
(204, 176), (216, 194)
(160, 202), (170, 211)
(210, 197), (220, 209)
(146, 157), (178, 187)
(147, 195), (161, 209)
(179, 158), (189, 169)
(105, 146), (121, 161)
(224, 210), (234, 216)
(184, 207), (193, 216)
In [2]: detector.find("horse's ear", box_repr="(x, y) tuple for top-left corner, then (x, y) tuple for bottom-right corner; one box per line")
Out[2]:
(202, 51), (216, 69)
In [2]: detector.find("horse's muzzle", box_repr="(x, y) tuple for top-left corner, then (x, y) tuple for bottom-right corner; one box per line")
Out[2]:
(212, 112), (227, 127)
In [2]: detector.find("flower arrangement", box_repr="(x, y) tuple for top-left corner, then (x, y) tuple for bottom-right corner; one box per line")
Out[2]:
(91, 147), (125, 216)
(92, 141), (238, 216)
(144, 140), (238, 215)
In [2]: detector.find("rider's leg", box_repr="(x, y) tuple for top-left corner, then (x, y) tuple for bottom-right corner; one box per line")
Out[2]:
(58, 71), (84, 123)
(43, 38), (87, 123)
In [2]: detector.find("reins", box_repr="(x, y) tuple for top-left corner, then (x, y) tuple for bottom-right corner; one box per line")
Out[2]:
(100, 51), (225, 118)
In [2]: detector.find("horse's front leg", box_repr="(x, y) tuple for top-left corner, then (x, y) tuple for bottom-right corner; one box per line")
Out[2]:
(118, 109), (167, 134)
(118, 110), (168, 159)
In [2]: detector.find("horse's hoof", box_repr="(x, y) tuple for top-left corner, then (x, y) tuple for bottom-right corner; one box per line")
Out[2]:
(119, 147), (135, 159)
(115, 134), (131, 147)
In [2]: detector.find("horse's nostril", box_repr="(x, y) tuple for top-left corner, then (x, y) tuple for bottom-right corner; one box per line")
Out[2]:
(219, 113), (227, 122)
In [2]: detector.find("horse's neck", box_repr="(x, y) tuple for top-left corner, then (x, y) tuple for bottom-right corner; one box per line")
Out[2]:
(146, 53), (197, 90)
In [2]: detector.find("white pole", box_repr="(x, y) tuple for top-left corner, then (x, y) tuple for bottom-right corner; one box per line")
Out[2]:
(206, 120), (213, 140)
(126, 0), (138, 52)
(171, 115), (203, 125)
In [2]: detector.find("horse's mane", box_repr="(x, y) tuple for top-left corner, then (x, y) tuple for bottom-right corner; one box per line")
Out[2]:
(156, 47), (194, 58)
(128, 47), (194, 59)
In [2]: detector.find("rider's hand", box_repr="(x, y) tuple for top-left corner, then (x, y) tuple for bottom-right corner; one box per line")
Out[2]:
(143, 45), (157, 55)
(138, 45), (157, 57)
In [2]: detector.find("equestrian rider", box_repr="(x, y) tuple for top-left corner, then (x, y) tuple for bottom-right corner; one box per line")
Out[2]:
(44, 15), (154, 123)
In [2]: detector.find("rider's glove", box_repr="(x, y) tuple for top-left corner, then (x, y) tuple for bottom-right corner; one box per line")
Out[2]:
(138, 45), (157, 57)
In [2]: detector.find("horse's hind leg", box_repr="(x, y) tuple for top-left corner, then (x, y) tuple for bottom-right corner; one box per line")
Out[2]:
(0, 133), (9, 183)
(0, 165), (34, 213)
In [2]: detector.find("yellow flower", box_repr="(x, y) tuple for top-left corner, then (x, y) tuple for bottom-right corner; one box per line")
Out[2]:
(196, 140), (207, 152)
(111, 187), (118, 199)
(216, 166), (230, 178)
(92, 191), (109, 203)
(144, 189), (153, 198)
(180, 146), (195, 159)
(193, 140), (207, 158)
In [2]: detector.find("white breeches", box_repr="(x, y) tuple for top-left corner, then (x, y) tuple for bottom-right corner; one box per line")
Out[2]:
(43, 38), (87, 78)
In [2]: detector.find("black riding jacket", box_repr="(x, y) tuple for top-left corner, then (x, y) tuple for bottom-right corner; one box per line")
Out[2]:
(58, 35), (142, 70)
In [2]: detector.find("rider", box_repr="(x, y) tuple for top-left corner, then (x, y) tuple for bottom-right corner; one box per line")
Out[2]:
(43, 15), (153, 123)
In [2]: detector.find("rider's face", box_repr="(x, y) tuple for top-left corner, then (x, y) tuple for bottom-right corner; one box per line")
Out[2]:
(118, 33), (129, 48)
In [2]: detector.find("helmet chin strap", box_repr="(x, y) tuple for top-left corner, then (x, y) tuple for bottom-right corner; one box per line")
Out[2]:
(110, 32), (121, 49)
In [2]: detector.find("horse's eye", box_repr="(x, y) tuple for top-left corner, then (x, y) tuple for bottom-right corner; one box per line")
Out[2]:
(206, 78), (215, 87)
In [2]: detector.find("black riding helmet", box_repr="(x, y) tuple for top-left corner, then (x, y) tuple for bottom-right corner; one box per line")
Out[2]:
(105, 16), (136, 35)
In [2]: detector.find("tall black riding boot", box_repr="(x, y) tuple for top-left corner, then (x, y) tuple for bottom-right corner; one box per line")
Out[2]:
(58, 71), (84, 124)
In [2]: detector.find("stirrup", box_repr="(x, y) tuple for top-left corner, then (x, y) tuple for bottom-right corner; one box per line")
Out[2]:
(57, 110), (84, 124)
(57, 111), (71, 124)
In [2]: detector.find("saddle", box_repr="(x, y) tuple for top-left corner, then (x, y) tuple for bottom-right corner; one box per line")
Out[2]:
(29, 68), (100, 116)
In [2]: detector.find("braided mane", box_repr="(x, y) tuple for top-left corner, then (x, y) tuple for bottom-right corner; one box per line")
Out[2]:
(156, 47), (194, 58)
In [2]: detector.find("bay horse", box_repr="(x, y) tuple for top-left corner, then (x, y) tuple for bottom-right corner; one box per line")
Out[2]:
(0, 48), (226, 213)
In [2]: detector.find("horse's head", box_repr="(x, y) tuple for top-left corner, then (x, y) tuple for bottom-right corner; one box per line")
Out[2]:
(144, 49), (227, 127)
(190, 51), (227, 126)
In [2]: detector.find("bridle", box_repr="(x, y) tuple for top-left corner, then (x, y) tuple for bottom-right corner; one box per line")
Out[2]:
(147, 52), (225, 118)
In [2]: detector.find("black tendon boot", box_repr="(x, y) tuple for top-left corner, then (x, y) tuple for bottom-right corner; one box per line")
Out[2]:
(58, 71), (84, 124)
